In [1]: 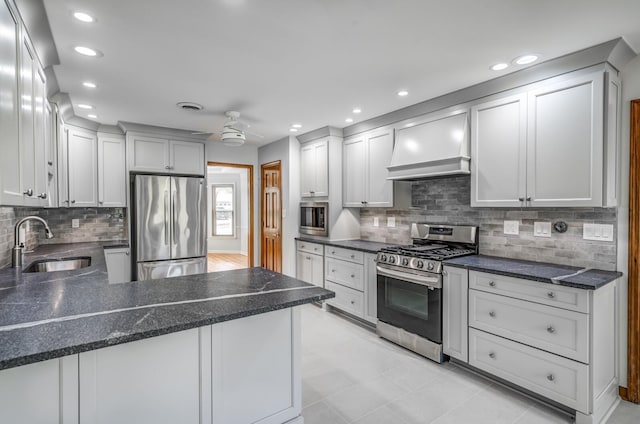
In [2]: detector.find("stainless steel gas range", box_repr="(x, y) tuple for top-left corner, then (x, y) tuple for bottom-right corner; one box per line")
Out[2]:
(376, 223), (478, 363)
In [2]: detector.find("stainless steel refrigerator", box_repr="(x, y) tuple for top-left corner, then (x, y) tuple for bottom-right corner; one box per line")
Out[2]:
(131, 174), (207, 280)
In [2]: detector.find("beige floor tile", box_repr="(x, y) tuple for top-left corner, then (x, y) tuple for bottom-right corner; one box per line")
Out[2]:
(353, 405), (411, 424)
(302, 400), (349, 424)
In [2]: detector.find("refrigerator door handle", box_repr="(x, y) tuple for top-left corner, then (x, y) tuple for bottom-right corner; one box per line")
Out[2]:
(164, 190), (170, 245)
(172, 190), (178, 243)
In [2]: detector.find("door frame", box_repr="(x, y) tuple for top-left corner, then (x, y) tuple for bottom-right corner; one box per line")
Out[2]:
(626, 99), (640, 402)
(207, 161), (254, 267)
(260, 160), (282, 272)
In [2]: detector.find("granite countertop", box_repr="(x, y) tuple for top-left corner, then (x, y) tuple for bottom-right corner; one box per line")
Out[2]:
(444, 255), (622, 290)
(296, 237), (401, 253)
(0, 243), (333, 371)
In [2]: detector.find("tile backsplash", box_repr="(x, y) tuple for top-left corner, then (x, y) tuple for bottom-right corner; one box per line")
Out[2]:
(0, 206), (127, 269)
(360, 176), (617, 271)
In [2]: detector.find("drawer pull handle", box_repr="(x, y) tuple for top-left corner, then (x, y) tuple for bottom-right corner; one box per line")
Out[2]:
(547, 326), (555, 334)
(314, 247), (318, 251)
(547, 374), (555, 382)
(350, 300), (355, 305)
(489, 352), (496, 359)
(350, 274), (355, 278)
(547, 292), (555, 299)
(489, 281), (496, 287)
(351, 254), (355, 258)
(489, 311), (496, 318)
(301, 245), (305, 248)
(306, 256), (311, 260)
(332, 269), (336, 273)
(332, 251), (336, 254)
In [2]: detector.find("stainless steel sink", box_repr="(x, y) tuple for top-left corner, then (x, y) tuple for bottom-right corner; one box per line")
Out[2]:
(24, 257), (91, 273)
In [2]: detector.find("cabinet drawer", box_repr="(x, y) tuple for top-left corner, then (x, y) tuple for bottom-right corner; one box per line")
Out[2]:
(325, 258), (364, 291)
(325, 281), (364, 318)
(469, 290), (589, 363)
(296, 240), (324, 255)
(325, 246), (364, 264)
(469, 329), (588, 413)
(470, 271), (589, 313)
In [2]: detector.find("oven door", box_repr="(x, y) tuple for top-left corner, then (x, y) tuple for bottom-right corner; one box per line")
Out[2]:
(377, 267), (442, 343)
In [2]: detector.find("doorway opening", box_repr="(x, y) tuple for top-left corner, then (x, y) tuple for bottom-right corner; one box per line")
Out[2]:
(206, 162), (254, 272)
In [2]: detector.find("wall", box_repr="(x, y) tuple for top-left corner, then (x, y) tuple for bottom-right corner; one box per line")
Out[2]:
(360, 176), (618, 271)
(205, 142), (260, 266)
(207, 169), (248, 255)
(0, 206), (127, 269)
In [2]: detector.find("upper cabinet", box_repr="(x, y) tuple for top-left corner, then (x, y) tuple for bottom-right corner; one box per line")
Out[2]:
(128, 135), (205, 175)
(300, 138), (329, 197)
(343, 127), (394, 207)
(471, 69), (618, 208)
(66, 127), (98, 207)
(98, 134), (126, 207)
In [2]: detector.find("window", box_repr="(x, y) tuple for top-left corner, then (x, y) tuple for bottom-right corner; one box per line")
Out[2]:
(212, 184), (234, 236)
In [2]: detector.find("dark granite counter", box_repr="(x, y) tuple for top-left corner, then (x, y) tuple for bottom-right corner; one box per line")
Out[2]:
(444, 255), (622, 290)
(296, 237), (401, 253)
(0, 243), (333, 371)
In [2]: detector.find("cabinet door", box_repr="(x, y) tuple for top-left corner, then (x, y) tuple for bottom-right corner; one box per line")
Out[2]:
(527, 72), (604, 207)
(443, 265), (469, 362)
(296, 251), (310, 282)
(363, 253), (378, 324)
(33, 66), (47, 205)
(300, 139), (328, 197)
(366, 129), (394, 207)
(104, 248), (131, 283)
(130, 136), (169, 172)
(44, 102), (58, 207)
(296, 251), (323, 287)
(58, 125), (69, 207)
(68, 128), (98, 207)
(300, 143), (316, 197)
(19, 37), (36, 205)
(170, 140), (204, 175)
(309, 253), (324, 287)
(342, 135), (366, 207)
(98, 135), (126, 207)
(0, 1), (23, 205)
(471, 94), (527, 207)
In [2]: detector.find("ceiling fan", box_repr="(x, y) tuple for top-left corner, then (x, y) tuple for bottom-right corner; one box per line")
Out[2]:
(193, 111), (262, 146)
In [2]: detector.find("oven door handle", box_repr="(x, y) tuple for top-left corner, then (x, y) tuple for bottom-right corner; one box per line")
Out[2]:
(377, 266), (442, 289)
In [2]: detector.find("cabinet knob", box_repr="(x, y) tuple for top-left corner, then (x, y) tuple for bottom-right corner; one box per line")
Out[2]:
(37, 193), (47, 199)
(331, 251), (335, 254)
(71, 200), (76, 204)
(547, 374), (555, 382)
(489, 281), (496, 287)
(23, 189), (33, 197)
(442, 270), (447, 276)
(489, 352), (496, 359)
(301, 245), (305, 249)
(314, 247), (318, 251)
(350, 300), (355, 305)
(165, 166), (171, 170)
(526, 196), (532, 201)
(350, 254), (355, 258)
(47, 161), (53, 166)
(306, 256), (311, 260)
(350, 274), (355, 278)
(125, 252), (130, 256)
(489, 311), (496, 318)
(547, 326), (555, 334)
(518, 197), (525, 202)
(99, 201), (104, 205)
(547, 292), (555, 299)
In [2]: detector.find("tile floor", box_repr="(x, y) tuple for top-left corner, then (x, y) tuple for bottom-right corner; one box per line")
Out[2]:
(300, 304), (640, 424)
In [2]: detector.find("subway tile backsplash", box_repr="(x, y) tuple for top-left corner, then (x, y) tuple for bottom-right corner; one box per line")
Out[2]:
(0, 206), (127, 269)
(360, 175), (617, 271)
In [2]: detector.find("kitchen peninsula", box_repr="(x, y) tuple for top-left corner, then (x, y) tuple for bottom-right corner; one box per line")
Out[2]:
(0, 243), (333, 424)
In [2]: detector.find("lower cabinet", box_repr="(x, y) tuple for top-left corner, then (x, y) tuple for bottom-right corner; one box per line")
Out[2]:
(295, 241), (324, 287)
(104, 248), (131, 284)
(442, 265), (468, 362)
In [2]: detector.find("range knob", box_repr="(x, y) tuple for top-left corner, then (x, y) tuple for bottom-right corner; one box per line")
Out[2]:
(389, 256), (396, 264)
(379, 254), (387, 262)
(416, 260), (424, 269)
(427, 262), (435, 271)
(402, 258), (409, 266)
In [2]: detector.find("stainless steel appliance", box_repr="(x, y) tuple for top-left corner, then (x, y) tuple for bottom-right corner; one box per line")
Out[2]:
(376, 223), (478, 363)
(131, 174), (207, 280)
(299, 202), (328, 237)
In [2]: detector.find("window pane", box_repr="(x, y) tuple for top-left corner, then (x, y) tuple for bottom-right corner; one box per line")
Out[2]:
(212, 184), (235, 236)
(215, 211), (233, 235)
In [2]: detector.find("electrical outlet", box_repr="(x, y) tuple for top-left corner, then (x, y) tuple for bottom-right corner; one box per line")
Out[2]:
(533, 222), (551, 238)
(373, 217), (379, 227)
(583, 223), (614, 241)
(72, 219), (79, 228)
(387, 216), (396, 228)
(503, 220), (519, 235)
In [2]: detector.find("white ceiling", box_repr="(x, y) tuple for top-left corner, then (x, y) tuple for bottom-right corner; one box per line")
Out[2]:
(42, 0), (640, 146)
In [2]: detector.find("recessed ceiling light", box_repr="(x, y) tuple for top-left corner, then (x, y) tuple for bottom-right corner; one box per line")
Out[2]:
(82, 81), (97, 88)
(345, 118), (353, 123)
(352, 108), (361, 114)
(292, 124), (302, 128)
(515, 54), (539, 65)
(289, 128), (298, 132)
(77, 104), (93, 110)
(87, 114), (97, 119)
(490, 63), (509, 71)
(397, 90), (409, 97)
(74, 46), (99, 57)
(73, 12), (95, 23)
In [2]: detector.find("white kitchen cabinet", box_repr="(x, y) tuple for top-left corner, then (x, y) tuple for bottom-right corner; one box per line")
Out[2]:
(67, 127), (98, 207)
(343, 127), (394, 207)
(33, 66), (48, 204)
(44, 101), (58, 207)
(98, 134), (127, 207)
(471, 69), (614, 207)
(363, 253), (378, 324)
(296, 241), (324, 288)
(129, 135), (205, 175)
(104, 248), (131, 284)
(442, 265), (469, 362)
(0, 0), (23, 206)
(19, 36), (36, 205)
(300, 138), (329, 197)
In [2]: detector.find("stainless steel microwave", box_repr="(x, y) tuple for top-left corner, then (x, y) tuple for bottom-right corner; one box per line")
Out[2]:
(299, 202), (328, 237)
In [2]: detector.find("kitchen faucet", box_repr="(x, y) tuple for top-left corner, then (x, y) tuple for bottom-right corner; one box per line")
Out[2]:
(12, 216), (54, 268)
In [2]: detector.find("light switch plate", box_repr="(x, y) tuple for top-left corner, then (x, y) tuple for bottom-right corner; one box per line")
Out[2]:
(373, 217), (379, 227)
(503, 220), (519, 235)
(533, 222), (551, 238)
(72, 219), (79, 228)
(583, 223), (614, 241)
(387, 216), (396, 228)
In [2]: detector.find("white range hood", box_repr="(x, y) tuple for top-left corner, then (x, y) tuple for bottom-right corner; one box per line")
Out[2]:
(387, 110), (470, 180)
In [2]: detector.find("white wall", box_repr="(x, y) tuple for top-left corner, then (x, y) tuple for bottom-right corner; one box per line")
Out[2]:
(205, 143), (260, 266)
(618, 53), (640, 387)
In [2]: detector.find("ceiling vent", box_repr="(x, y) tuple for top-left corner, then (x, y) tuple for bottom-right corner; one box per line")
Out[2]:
(177, 102), (204, 111)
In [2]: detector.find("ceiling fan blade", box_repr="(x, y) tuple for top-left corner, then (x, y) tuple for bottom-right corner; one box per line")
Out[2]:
(244, 130), (264, 138)
(191, 131), (211, 135)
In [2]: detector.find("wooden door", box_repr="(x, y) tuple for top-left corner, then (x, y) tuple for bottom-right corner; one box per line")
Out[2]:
(261, 161), (282, 272)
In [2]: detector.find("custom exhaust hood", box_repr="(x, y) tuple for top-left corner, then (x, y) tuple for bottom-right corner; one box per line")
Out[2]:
(387, 110), (470, 180)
